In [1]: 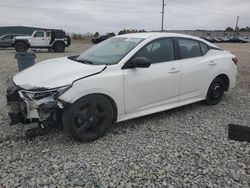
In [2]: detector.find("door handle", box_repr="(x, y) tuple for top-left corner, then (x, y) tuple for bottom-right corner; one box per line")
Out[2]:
(41, 38), (45, 40)
(208, 61), (216, 66)
(168, 67), (179, 73)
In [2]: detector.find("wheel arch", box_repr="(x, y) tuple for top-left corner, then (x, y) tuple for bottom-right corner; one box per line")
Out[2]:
(62, 93), (118, 124)
(205, 73), (230, 99)
(15, 39), (30, 47)
(52, 40), (66, 47)
(215, 74), (230, 91)
(96, 93), (118, 124)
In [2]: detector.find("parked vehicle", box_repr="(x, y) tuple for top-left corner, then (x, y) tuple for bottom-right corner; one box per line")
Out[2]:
(229, 37), (248, 43)
(213, 37), (223, 43)
(242, 37), (250, 43)
(91, 35), (110, 44)
(222, 37), (231, 43)
(7, 32), (238, 141)
(201, 36), (216, 43)
(0, 34), (25, 48)
(13, 29), (71, 52)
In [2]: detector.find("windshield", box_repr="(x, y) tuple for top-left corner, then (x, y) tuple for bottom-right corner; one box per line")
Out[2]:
(77, 37), (144, 65)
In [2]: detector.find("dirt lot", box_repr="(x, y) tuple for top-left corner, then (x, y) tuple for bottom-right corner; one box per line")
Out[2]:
(0, 42), (250, 187)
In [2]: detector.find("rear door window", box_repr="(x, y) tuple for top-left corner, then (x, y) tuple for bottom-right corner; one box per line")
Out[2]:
(177, 38), (202, 59)
(135, 38), (175, 63)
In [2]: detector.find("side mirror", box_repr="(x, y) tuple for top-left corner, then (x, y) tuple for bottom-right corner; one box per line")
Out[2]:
(129, 57), (152, 68)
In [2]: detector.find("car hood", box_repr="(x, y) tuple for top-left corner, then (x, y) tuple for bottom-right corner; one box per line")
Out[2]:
(15, 36), (31, 40)
(13, 57), (106, 90)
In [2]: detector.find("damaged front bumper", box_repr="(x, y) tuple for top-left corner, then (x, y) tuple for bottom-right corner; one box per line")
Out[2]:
(6, 79), (68, 126)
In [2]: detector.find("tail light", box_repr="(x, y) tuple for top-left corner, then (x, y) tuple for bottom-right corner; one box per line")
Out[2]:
(232, 58), (238, 65)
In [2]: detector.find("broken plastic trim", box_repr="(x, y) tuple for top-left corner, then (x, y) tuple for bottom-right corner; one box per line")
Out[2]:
(19, 86), (70, 101)
(6, 66), (107, 126)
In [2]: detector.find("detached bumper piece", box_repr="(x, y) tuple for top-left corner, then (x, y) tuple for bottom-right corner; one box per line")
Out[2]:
(6, 79), (27, 125)
(8, 112), (23, 125)
(228, 124), (250, 143)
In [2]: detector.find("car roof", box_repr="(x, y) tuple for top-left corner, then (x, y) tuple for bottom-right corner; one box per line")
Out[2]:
(116, 32), (198, 39)
(115, 32), (219, 48)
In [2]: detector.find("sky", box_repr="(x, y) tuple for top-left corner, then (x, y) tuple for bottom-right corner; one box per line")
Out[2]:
(0, 0), (249, 34)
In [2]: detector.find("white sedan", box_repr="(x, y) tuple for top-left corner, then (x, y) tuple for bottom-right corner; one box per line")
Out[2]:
(7, 32), (238, 141)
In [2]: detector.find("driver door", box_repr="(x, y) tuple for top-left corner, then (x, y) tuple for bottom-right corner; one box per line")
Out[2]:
(31, 31), (48, 46)
(123, 38), (181, 114)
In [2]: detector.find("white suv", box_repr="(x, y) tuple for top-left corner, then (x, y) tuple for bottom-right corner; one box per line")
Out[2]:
(13, 29), (71, 52)
(7, 32), (237, 141)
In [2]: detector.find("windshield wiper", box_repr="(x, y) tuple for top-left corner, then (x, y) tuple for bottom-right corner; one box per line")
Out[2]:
(76, 59), (94, 65)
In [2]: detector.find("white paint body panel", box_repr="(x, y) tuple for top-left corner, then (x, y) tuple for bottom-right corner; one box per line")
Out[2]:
(123, 60), (181, 113)
(13, 32), (238, 122)
(13, 57), (106, 89)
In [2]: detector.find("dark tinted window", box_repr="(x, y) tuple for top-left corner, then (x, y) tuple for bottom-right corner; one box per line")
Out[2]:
(46, 31), (51, 37)
(178, 38), (202, 59)
(135, 38), (174, 63)
(200, 42), (209, 55)
(34, 32), (44, 37)
(2, 35), (12, 40)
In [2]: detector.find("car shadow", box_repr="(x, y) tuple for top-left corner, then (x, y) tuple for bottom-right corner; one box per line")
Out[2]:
(111, 101), (205, 135)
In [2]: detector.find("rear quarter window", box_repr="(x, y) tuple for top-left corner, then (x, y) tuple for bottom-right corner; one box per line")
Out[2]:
(200, 42), (209, 55)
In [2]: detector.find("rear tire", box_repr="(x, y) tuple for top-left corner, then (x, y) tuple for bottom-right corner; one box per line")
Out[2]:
(205, 77), (225, 105)
(53, 42), (65, 53)
(15, 42), (28, 52)
(63, 95), (114, 142)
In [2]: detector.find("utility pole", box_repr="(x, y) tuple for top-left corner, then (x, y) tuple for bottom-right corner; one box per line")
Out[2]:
(161, 0), (166, 31)
(234, 16), (239, 38)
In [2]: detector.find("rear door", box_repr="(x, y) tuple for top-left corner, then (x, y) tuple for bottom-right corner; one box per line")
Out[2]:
(123, 38), (181, 113)
(176, 38), (214, 101)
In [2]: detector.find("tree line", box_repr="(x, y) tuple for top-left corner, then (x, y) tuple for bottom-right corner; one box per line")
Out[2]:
(69, 28), (146, 40)
(69, 27), (250, 40)
(225, 26), (250, 32)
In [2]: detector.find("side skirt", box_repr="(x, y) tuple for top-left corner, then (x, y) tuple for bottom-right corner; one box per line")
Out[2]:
(117, 97), (204, 122)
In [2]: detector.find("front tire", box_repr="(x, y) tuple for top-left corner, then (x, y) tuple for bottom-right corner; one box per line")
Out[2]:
(15, 42), (28, 52)
(63, 95), (114, 141)
(205, 77), (225, 105)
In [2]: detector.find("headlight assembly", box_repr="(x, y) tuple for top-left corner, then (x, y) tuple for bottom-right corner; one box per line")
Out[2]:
(19, 86), (70, 100)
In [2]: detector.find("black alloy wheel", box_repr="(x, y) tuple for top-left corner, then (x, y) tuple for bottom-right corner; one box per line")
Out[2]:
(205, 77), (225, 105)
(63, 95), (113, 141)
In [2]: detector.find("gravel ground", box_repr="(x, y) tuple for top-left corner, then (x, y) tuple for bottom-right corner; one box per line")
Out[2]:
(0, 42), (250, 188)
